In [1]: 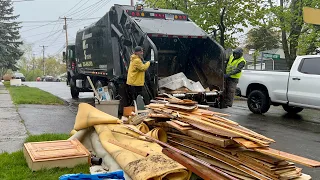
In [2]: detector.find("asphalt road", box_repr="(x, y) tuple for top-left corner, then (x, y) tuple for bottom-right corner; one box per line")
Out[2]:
(23, 81), (320, 178)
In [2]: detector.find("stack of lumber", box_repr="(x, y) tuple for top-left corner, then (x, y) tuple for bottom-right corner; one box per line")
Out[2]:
(137, 97), (320, 180)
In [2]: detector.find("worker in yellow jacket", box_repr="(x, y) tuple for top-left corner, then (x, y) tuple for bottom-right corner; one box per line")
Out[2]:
(127, 46), (153, 102)
(224, 47), (246, 107)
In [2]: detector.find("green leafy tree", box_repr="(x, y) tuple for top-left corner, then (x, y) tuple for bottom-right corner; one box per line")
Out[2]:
(246, 26), (280, 51)
(267, 0), (320, 67)
(0, 0), (23, 77)
(144, 0), (265, 48)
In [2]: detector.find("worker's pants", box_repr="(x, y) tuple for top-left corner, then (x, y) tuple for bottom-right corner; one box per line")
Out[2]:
(225, 78), (239, 107)
(129, 85), (145, 103)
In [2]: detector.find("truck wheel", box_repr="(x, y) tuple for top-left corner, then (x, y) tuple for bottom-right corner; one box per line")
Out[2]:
(70, 79), (79, 99)
(282, 105), (303, 114)
(247, 90), (270, 114)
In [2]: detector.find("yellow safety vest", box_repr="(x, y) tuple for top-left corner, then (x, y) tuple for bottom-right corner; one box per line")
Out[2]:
(226, 55), (246, 79)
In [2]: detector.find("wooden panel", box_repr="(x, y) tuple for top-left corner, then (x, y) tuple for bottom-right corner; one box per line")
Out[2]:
(24, 139), (90, 162)
(255, 147), (320, 167)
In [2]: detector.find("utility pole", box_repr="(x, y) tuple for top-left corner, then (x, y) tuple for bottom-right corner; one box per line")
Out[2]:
(59, 17), (72, 53)
(131, 0), (134, 6)
(40, 45), (48, 76)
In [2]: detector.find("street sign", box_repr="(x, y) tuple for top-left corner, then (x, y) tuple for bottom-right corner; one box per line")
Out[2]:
(303, 7), (320, 25)
(263, 53), (280, 60)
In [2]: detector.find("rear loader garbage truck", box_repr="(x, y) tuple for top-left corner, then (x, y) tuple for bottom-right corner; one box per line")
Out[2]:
(64, 4), (227, 112)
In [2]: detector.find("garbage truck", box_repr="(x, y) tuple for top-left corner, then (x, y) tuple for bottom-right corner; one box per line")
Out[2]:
(64, 3), (226, 112)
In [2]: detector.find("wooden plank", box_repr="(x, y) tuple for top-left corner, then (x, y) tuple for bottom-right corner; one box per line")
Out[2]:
(233, 138), (268, 148)
(107, 139), (149, 157)
(187, 129), (235, 148)
(169, 139), (271, 180)
(166, 121), (192, 134)
(294, 173), (311, 180)
(254, 147), (320, 168)
(126, 125), (238, 180)
(238, 151), (285, 165)
(164, 103), (198, 111)
(172, 120), (190, 127)
(195, 155), (255, 178)
(175, 113), (272, 145)
(148, 113), (170, 118)
(162, 148), (230, 180)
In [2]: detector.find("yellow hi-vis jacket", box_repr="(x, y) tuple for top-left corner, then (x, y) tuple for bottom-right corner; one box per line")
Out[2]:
(126, 54), (150, 86)
(226, 55), (246, 79)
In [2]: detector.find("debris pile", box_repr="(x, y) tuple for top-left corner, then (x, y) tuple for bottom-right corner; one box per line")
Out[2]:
(124, 95), (320, 180)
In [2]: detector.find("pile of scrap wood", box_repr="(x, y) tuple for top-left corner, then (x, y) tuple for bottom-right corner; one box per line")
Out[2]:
(126, 96), (320, 180)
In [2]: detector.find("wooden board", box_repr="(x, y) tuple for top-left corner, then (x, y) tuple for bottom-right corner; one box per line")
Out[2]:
(169, 140), (271, 180)
(164, 103), (198, 111)
(172, 120), (190, 127)
(187, 129), (235, 148)
(233, 138), (268, 148)
(237, 151), (285, 165)
(162, 148), (230, 180)
(166, 121), (192, 134)
(255, 147), (320, 167)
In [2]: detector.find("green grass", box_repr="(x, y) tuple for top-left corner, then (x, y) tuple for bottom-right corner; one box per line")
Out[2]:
(0, 133), (90, 180)
(4, 82), (64, 105)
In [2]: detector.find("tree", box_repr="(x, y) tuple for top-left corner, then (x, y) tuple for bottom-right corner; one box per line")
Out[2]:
(144, 0), (265, 48)
(267, 0), (320, 67)
(246, 26), (280, 51)
(0, 0), (23, 77)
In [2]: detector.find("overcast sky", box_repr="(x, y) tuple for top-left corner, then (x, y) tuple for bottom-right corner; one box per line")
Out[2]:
(13, 0), (247, 58)
(14, 0), (134, 58)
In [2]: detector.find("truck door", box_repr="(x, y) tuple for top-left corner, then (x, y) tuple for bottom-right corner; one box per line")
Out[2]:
(287, 57), (320, 108)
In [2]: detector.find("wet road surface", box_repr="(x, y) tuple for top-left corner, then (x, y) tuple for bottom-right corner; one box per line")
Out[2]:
(23, 82), (320, 178)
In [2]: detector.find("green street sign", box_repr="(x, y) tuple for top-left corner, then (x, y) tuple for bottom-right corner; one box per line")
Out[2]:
(263, 53), (280, 60)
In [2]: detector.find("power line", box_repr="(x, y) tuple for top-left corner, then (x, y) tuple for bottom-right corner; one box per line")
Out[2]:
(65, 0), (105, 17)
(64, 0), (91, 17)
(20, 17), (101, 23)
(68, 0), (109, 27)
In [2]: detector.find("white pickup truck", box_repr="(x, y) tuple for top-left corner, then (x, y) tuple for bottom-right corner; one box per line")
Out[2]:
(237, 55), (320, 114)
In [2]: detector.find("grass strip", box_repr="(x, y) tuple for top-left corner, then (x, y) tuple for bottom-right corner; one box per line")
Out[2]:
(3, 81), (64, 105)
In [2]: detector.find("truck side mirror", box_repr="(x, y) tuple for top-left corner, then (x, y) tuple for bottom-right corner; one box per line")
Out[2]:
(63, 52), (66, 60)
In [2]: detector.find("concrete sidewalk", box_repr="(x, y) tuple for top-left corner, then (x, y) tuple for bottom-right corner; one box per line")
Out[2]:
(0, 82), (27, 153)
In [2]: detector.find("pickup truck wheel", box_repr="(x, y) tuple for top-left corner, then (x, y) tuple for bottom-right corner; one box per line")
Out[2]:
(282, 105), (303, 114)
(247, 90), (270, 114)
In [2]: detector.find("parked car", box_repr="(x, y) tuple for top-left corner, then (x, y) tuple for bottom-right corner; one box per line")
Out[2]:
(13, 72), (25, 81)
(42, 76), (61, 82)
(237, 55), (320, 114)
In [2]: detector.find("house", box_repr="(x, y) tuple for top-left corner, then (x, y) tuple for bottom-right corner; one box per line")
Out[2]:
(243, 49), (289, 71)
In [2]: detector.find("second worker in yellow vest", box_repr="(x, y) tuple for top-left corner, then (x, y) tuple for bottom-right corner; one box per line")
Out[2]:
(224, 47), (246, 107)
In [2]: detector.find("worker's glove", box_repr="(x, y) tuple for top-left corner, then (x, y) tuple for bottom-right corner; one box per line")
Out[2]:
(149, 59), (155, 63)
(224, 74), (230, 78)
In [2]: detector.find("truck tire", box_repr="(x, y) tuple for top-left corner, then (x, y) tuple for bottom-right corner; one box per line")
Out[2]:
(282, 105), (303, 114)
(247, 90), (270, 114)
(70, 79), (79, 99)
